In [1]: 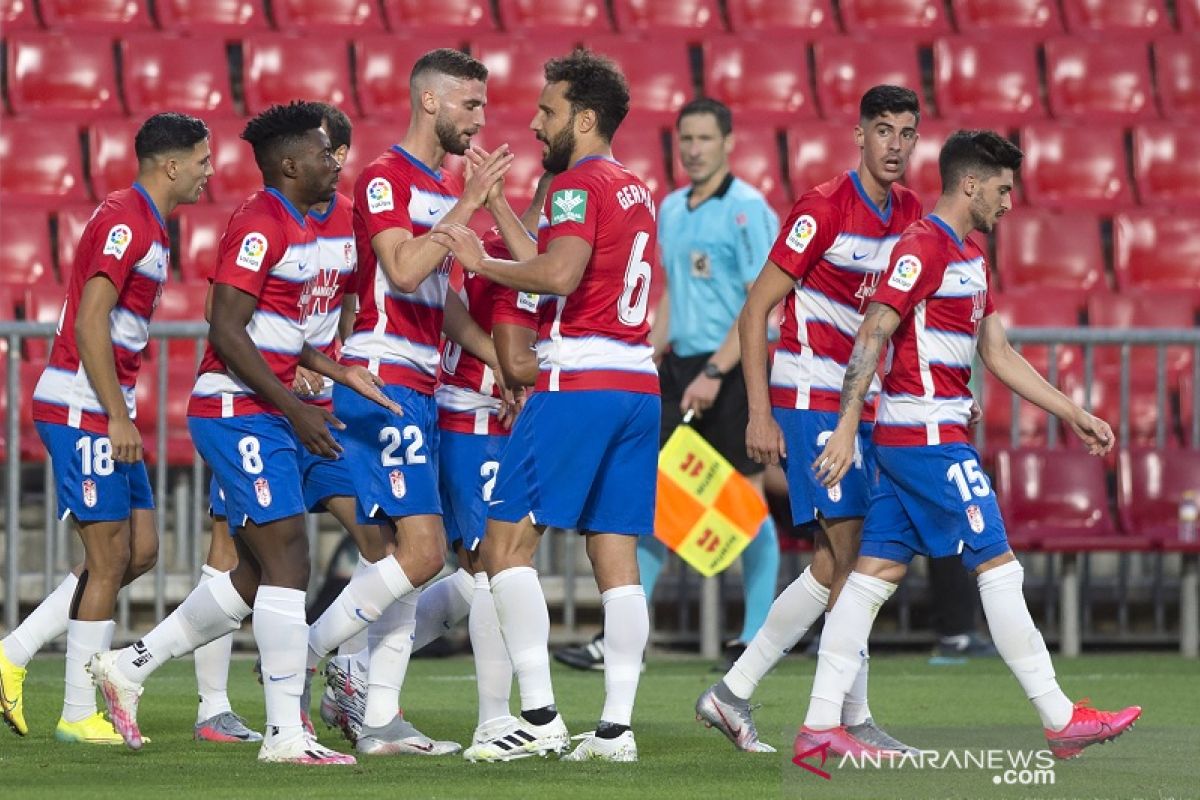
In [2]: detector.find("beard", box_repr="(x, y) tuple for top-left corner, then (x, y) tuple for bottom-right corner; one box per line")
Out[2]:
(540, 122), (576, 173)
(435, 115), (469, 156)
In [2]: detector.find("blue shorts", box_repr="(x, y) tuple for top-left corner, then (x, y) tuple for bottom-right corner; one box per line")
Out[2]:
(333, 382), (441, 523)
(860, 442), (1010, 572)
(208, 475), (227, 518)
(189, 414), (308, 529)
(36, 422), (154, 523)
(775, 409), (874, 526)
(439, 430), (508, 551)
(489, 391), (660, 535)
(208, 436), (355, 518)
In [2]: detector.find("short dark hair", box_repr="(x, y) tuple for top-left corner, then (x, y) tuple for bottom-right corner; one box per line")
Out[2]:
(938, 129), (1024, 191)
(314, 102), (353, 151)
(241, 101), (326, 172)
(410, 48), (487, 87)
(544, 48), (630, 142)
(676, 98), (732, 136)
(134, 112), (209, 161)
(859, 85), (921, 125)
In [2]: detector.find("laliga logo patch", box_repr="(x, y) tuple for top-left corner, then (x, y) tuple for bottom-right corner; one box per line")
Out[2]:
(366, 177), (394, 213)
(785, 214), (817, 254)
(966, 504), (985, 533)
(82, 479), (98, 508)
(254, 477), (272, 508)
(103, 224), (133, 259)
(389, 469), (406, 499)
(887, 254), (922, 292)
(235, 232), (268, 272)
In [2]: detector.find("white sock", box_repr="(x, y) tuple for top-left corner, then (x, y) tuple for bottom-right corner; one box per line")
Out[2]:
(490, 566), (554, 711)
(469, 572), (512, 725)
(62, 619), (114, 723)
(363, 592), (418, 729)
(412, 567), (474, 652)
(842, 651), (872, 726)
(978, 561), (1074, 730)
(307, 556), (414, 668)
(254, 585), (309, 738)
(337, 556), (372, 658)
(2, 572), (77, 666)
(600, 585), (648, 727)
(193, 565), (234, 723)
(805, 572), (896, 730)
(117, 570), (251, 685)
(725, 566), (829, 700)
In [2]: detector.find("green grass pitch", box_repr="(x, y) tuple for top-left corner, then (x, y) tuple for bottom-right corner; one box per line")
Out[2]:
(1, 653), (1195, 800)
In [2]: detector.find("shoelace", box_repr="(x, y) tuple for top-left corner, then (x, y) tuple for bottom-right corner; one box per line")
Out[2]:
(1070, 699), (1106, 722)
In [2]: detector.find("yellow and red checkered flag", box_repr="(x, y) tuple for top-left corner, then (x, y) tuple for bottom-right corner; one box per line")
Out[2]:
(654, 415), (768, 577)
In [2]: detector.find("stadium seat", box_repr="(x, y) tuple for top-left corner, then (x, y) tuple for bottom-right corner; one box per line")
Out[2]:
(38, 0), (153, 32)
(616, 116), (672, 200)
(496, 0), (612, 33)
(1181, 373), (1198, 445)
(722, 125), (787, 211)
(584, 37), (694, 113)
(204, 119), (260, 204)
(337, 124), (404, 194)
(1112, 210), (1200, 298)
(1179, 0), (1200, 30)
(994, 209), (1106, 292)
(472, 36), (577, 112)
(982, 373), (1055, 449)
(932, 37), (1044, 126)
(241, 35), (355, 115)
(839, 0), (950, 41)
(1154, 35), (1200, 120)
(271, 0), (383, 32)
(22, 284), (67, 362)
(1044, 37), (1157, 122)
(120, 35), (235, 118)
(993, 285), (1086, 375)
(381, 0), (497, 35)
(1062, 366), (1168, 449)
(899, 120), (956, 206)
(1133, 124), (1200, 207)
(354, 36), (428, 119)
(725, 0), (838, 35)
(950, 0), (1062, 37)
(812, 38), (922, 121)
(0, 209), (55, 288)
(6, 34), (121, 120)
(2, 0), (40, 30)
(1018, 123), (1132, 211)
(153, 0), (268, 35)
(177, 205), (235, 284)
(702, 36), (817, 125)
(0, 120), (89, 207)
(55, 205), (97, 283)
(994, 448), (1120, 547)
(1060, 0), (1170, 36)
(0, 286), (16, 320)
(1118, 449), (1200, 543)
(88, 118), (140, 200)
(1088, 289), (1195, 381)
(611, 0), (725, 39)
(153, 282), (209, 361)
(786, 121), (861, 198)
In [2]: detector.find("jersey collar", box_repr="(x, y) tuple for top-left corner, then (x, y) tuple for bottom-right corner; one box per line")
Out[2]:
(573, 155), (621, 168)
(308, 191), (337, 222)
(848, 170), (893, 225)
(392, 145), (443, 181)
(686, 172), (734, 210)
(265, 187), (308, 227)
(927, 214), (966, 252)
(131, 182), (167, 231)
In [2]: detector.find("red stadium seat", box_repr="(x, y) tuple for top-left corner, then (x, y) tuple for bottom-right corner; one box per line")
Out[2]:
(1154, 35), (1200, 120)
(0, 209), (55, 288)
(933, 37), (1043, 127)
(1018, 123), (1132, 211)
(0, 120), (88, 207)
(1181, 373), (1198, 446)
(1118, 449), (1200, 543)
(204, 118), (259, 204)
(1062, 365), (1169, 449)
(950, 0), (1062, 37)
(702, 36), (817, 125)
(120, 35), (235, 118)
(22, 284), (67, 361)
(55, 205), (97, 284)
(786, 121), (860, 198)
(1044, 37), (1157, 122)
(611, 0), (724, 38)
(584, 37), (694, 113)
(1112, 210), (1200, 297)
(154, 0), (268, 35)
(994, 209), (1106, 292)
(6, 34), (121, 120)
(468, 111), (550, 209)
(177, 205), (235, 284)
(994, 449), (1120, 548)
(898, 120), (956, 207)
(271, 0), (383, 33)
(0, 285), (16, 320)
(241, 35), (354, 115)
(1060, 0), (1170, 37)
(812, 38), (922, 122)
(615, 116), (672, 200)
(154, 282), (209, 359)
(839, 0), (949, 41)
(382, 0), (496, 35)
(726, 0), (838, 35)
(2, 0), (40, 30)
(472, 36), (575, 112)
(1132, 123), (1200, 207)
(88, 118), (140, 200)
(338, 124), (404, 195)
(993, 285), (1085, 377)
(1180, 0), (1200, 30)
(722, 125), (787, 210)
(497, 0), (612, 33)
(1088, 289), (1195, 381)
(983, 373), (1055, 449)
(38, 0), (153, 32)
(354, 36), (428, 119)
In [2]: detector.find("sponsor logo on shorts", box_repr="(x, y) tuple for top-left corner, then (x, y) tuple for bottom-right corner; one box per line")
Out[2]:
(966, 504), (985, 533)
(389, 469), (406, 499)
(82, 478), (98, 508)
(254, 477), (272, 508)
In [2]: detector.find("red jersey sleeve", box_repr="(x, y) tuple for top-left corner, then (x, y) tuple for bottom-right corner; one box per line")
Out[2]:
(212, 214), (286, 298)
(481, 228), (539, 329)
(355, 164), (414, 241)
(83, 212), (151, 290)
(542, 170), (598, 248)
(870, 234), (944, 319)
(767, 194), (838, 281)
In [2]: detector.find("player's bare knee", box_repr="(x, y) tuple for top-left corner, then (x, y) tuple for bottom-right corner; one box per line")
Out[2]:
(809, 545), (836, 588)
(126, 534), (158, 579)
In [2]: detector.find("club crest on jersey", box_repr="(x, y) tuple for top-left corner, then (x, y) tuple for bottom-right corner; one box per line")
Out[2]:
(236, 232), (268, 271)
(389, 469), (406, 499)
(966, 504), (985, 533)
(103, 224), (133, 259)
(82, 479), (98, 508)
(785, 215), (817, 253)
(827, 482), (842, 503)
(254, 477), (272, 508)
(367, 177), (394, 213)
(888, 254), (922, 292)
(550, 189), (587, 225)
(343, 242), (355, 269)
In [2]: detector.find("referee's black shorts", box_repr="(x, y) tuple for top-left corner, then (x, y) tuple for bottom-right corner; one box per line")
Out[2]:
(658, 351), (763, 477)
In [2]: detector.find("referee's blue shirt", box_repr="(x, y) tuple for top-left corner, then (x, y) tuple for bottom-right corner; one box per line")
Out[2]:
(658, 174), (779, 358)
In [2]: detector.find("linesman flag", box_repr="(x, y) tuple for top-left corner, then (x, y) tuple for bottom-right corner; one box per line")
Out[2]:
(654, 415), (768, 577)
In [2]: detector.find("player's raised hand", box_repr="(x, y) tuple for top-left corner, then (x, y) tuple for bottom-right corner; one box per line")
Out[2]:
(288, 403), (344, 458)
(465, 146), (505, 207)
(431, 223), (486, 272)
(108, 416), (143, 464)
(292, 366), (324, 397)
(463, 144), (513, 209)
(342, 365), (403, 417)
(813, 424), (855, 487)
(1068, 409), (1115, 456)
(746, 412), (786, 466)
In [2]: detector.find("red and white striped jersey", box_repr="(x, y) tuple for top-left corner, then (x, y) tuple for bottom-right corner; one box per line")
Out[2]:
(436, 229), (539, 435)
(304, 191), (356, 408)
(768, 171), (922, 421)
(535, 157), (659, 395)
(188, 188), (319, 418)
(32, 184), (169, 433)
(342, 146), (462, 394)
(870, 215), (993, 446)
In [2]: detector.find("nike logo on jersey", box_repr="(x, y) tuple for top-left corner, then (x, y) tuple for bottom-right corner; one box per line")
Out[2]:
(959, 276), (971, 284)
(268, 673), (297, 682)
(852, 251), (869, 261)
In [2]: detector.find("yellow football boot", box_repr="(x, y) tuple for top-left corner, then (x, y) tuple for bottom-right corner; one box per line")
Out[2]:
(55, 712), (125, 745)
(0, 642), (28, 736)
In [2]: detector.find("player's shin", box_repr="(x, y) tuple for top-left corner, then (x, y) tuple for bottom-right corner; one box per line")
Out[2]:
(412, 567), (473, 652)
(489, 566), (556, 715)
(307, 556), (415, 669)
(469, 572), (512, 725)
(255, 586), (309, 738)
(599, 585), (648, 731)
(362, 593), (418, 728)
(2, 572), (78, 667)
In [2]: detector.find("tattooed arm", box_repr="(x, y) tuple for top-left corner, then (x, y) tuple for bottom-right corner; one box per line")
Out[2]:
(812, 301), (902, 487)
